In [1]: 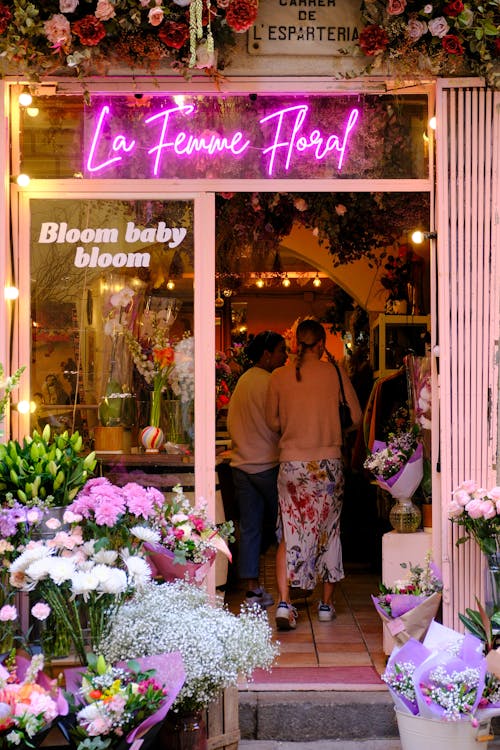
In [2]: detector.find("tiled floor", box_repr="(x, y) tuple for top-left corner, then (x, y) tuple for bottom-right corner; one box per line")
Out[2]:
(224, 551), (388, 688)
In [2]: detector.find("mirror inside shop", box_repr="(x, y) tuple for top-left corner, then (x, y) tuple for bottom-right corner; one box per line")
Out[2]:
(28, 192), (431, 469)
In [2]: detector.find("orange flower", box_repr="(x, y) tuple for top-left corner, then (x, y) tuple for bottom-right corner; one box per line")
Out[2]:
(153, 346), (175, 369)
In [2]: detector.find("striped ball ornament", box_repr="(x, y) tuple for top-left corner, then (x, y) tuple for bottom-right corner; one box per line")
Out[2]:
(140, 425), (165, 453)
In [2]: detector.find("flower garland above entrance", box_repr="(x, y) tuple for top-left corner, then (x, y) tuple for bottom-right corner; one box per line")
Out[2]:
(0, 0), (257, 79)
(360, 1), (500, 89)
(0, 0), (497, 84)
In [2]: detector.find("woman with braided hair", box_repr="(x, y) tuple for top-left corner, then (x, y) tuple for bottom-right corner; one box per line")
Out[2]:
(265, 319), (362, 631)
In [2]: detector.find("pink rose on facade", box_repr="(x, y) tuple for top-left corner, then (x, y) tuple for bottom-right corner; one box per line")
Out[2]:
(95, 0), (116, 21)
(60, 0), (79, 12)
(335, 204), (347, 215)
(407, 18), (427, 41)
(423, 4), (433, 12)
(31, 602), (51, 621)
(387, 0), (407, 15)
(428, 16), (450, 38)
(0, 605), (17, 621)
(148, 7), (164, 26)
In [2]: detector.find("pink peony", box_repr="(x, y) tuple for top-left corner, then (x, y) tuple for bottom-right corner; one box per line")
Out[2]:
(464, 498), (485, 519)
(453, 489), (472, 506)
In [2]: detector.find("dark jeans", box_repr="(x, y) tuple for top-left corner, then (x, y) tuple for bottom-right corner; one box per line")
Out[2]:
(231, 465), (279, 581)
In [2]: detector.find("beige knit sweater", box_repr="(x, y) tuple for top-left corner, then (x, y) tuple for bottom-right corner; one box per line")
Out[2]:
(227, 366), (280, 474)
(265, 357), (362, 462)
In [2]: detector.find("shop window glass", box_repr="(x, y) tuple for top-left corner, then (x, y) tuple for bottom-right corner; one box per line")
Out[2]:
(29, 198), (194, 463)
(19, 93), (429, 180)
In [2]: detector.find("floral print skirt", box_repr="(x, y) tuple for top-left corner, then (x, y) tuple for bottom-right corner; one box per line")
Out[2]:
(277, 458), (345, 590)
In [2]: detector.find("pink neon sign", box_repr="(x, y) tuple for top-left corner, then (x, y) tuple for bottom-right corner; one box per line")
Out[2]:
(86, 102), (360, 178)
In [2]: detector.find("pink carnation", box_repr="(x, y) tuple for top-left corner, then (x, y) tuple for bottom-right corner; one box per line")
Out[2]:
(31, 602), (51, 621)
(0, 605), (17, 621)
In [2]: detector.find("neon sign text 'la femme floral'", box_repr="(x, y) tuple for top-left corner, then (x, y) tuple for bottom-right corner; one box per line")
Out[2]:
(86, 104), (360, 178)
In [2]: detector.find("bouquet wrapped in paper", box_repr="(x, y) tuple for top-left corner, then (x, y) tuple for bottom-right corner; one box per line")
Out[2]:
(383, 620), (500, 724)
(371, 555), (443, 647)
(364, 426), (423, 500)
(0, 652), (68, 747)
(63, 652), (185, 750)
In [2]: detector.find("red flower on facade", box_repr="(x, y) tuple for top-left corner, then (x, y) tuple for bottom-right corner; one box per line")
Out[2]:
(72, 15), (106, 46)
(158, 21), (189, 50)
(494, 38), (500, 57)
(359, 25), (389, 56)
(442, 34), (464, 56)
(225, 0), (259, 34)
(0, 4), (11, 34)
(443, 0), (464, 17)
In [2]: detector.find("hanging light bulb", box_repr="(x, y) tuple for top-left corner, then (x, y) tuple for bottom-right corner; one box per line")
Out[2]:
(313, 273), (322, 288)
(18, 88), (33, 107)
(166, 279), (175, 290)
(16, 174), (30, 187)
(16, 400), (30, 414)
(4, 286), (19, 300)
(255, 277), (265, 288)
(429, 116), (437, 130)
(282, 274), (291, 288)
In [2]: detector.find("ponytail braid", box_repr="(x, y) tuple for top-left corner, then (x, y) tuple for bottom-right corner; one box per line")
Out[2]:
(295, 342), (306, 381)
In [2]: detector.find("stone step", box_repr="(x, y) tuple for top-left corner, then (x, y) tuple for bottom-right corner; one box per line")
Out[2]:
(239, 691), (399, 743)
(239, 691), (500, 747)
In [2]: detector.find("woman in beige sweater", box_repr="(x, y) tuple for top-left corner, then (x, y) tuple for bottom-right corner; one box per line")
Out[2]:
(266, 319), (362, 630)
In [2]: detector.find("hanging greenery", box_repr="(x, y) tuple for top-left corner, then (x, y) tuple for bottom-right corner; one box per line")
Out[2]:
(215, 192), (431, 272)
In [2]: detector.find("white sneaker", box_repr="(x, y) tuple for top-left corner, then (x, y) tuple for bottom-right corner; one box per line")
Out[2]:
(317, 602), (336, 622)
(245, 587), (274, 608)
(275, 601), (298, 631)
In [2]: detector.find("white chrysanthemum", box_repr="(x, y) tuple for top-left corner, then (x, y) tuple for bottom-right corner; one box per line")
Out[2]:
(100, 580), (279, 712)
(124, 555), (151, 588)
(9, 545), (53, 573)
(92, 564), (128, 595)
(130, 526), (161, 544)
(71, 570), (100, 599)
(39, 556), (76, 585)
(92, 549), (119, 565)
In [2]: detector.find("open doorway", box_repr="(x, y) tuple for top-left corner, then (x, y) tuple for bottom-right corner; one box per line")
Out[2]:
(214, 190), (432, 575)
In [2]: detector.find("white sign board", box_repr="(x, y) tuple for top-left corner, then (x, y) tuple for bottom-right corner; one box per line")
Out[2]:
(247, 0), (362, 56)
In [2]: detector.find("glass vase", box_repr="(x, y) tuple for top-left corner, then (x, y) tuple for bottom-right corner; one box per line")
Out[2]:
(485, 552), (500, 615)
(158, 710), (208, 750)
(161, 398), (184, 445)
(389, 497), (421, 533)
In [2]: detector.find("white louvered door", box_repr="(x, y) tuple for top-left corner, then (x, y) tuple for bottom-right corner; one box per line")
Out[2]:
(435, 80), (500, 628)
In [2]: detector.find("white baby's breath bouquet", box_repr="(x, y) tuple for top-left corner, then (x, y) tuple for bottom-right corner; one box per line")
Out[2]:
(99, 580), (279, 713)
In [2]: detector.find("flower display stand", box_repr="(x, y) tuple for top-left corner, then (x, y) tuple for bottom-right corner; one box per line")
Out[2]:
(205, 687), (240, 750)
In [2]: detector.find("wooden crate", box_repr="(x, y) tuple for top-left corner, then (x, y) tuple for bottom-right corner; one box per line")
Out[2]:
(205, 687), (240, 750)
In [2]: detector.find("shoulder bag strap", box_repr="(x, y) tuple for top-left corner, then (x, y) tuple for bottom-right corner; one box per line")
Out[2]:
(331, 359), (348, 407)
